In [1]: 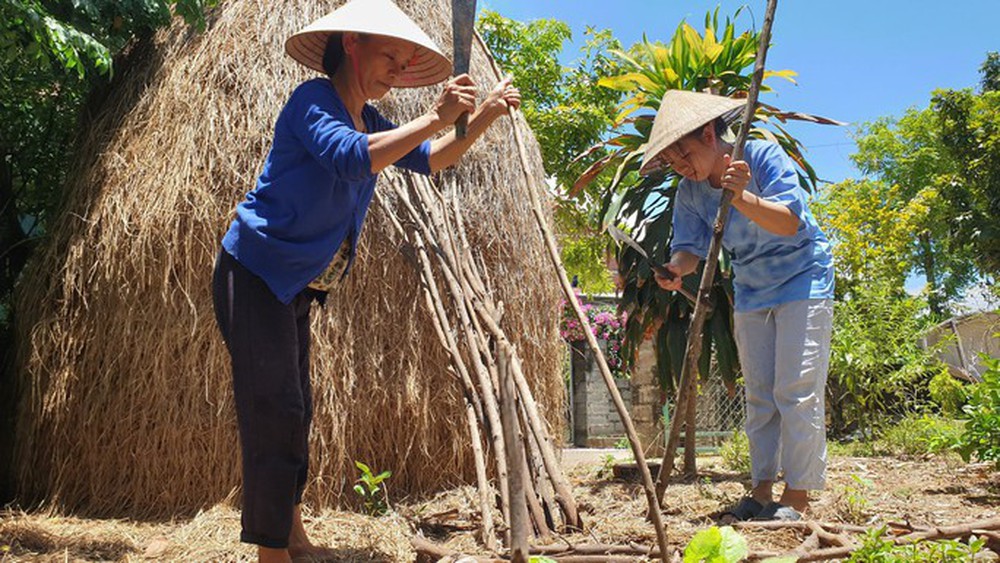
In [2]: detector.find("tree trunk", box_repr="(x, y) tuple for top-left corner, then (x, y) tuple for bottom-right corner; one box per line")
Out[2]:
(682, 373), (697, 477)
(919, 232), (944, 318)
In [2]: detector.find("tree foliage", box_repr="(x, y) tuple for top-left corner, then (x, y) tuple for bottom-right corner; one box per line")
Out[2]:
(813, 179), (937, 295)
(0, 0), (216, 314)
(843, 106), (979, 316)
(478, 10), (627, 292)
(932, 85), (1000, 277)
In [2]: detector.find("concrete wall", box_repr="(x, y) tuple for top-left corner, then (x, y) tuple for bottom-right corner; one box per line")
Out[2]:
(568, 336), (664, 454)
(570, 340), (630, 447)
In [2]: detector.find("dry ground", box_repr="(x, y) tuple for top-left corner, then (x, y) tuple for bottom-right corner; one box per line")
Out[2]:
(2, 452), (998, 562)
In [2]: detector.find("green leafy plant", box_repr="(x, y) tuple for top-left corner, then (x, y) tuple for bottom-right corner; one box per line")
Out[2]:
(718, 430), (750, 475)
(928, 369), (970, 417)
(695, 476), (731, 503)
(353, 461), (392, 516)
(683, 526), (747, 563)
(877, 413), (964, 457)
(957, 355), (1000, 468)
(596, 453), (618, 480)
(836, 474), (874, 525)
(846, 526), (984, 562)
(823, 279), (943, 439)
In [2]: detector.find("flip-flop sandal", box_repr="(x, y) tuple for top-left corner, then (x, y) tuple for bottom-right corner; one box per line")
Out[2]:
(754, 502), (803, 521)
(718, 497), (765, 522)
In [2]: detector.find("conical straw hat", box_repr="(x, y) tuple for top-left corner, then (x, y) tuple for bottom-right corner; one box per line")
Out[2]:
(286, 0), (452, 87)
(639, 90), (746, 176)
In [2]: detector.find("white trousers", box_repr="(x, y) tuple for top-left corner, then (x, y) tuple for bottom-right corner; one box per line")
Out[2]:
(734, 298), (833, 491)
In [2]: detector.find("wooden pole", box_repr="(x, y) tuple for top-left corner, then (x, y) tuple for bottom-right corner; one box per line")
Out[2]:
(474, 31), (671, 561)
(499, 349), (530, 562)
(379, 173), (585, 536)
(683, 371), (697, 477)
(655, 0), (780, 500)
(394, 178), (514, 524)
(519, 400), (559, 535)
(377, 190), (498, 550)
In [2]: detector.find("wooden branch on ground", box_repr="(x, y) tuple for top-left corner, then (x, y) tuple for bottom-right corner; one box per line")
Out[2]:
(734, 520), (870, 534)
(414, 516), (1000, 563)
(746, 517), (1000, 562)
(411, 536), (671, 562)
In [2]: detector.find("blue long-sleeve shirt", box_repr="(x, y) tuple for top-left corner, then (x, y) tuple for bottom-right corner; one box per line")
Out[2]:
(670, 140), (834, 312)
(222, 78), (431, 304)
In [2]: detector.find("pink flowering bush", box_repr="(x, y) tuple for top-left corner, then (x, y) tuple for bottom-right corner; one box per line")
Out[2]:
(559, 292), (630, 378)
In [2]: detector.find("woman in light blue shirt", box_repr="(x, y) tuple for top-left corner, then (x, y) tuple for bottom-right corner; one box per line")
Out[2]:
(212, 1), (519, 561)
(645, 90), (834, 522)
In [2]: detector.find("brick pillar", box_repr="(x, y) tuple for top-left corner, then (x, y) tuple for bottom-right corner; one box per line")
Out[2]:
(630, 335), (665, 457)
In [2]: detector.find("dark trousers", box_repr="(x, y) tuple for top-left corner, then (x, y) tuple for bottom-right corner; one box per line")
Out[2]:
(212, 250), (317, 548)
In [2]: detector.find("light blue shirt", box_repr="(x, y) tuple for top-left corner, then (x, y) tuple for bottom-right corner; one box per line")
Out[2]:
(670, 140), (834, 312)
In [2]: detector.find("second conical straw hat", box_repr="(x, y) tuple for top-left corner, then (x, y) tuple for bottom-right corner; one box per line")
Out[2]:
(286, 0), (452, 88)
(640, 90), (745, 176)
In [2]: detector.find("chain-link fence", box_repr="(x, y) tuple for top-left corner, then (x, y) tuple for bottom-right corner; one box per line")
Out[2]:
(665, 377), (746, 452)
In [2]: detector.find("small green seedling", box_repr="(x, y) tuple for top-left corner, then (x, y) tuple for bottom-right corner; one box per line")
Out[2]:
(353, 460), (392, 516)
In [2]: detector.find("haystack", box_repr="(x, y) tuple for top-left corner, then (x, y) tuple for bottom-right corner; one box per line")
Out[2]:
(13, 0), (562, 518)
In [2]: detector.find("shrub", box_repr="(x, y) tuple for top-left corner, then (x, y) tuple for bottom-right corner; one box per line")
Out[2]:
(928, 368), (969, 417)
(878, 413), (964, 457)
(719, 430), (751, 475)
(957, 355), (1000, 468)
(826, 281), (943, 439)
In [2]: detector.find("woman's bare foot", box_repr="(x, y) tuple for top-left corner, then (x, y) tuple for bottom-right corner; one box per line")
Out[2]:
(288, 505), (337, 561)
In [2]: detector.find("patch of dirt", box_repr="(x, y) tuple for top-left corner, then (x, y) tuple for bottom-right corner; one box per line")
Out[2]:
(1, 453), (998, 561)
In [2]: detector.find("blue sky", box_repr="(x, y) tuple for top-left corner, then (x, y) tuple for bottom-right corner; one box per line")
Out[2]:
(480, 0), (999, 185)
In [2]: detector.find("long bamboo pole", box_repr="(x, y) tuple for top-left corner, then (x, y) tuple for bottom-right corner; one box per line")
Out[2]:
(382, 174), (585, 533)
(376, 189), (498, 550)
(396, 177), (514, 526)
(654, 0), (780, 500)
(474, 31), (670, 560)
(499, 349), (530, 561)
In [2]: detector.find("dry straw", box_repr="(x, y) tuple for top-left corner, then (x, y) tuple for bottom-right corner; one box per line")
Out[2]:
(13, 0), (562, 518)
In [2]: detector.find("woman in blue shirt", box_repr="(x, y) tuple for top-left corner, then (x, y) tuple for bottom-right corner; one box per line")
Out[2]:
(645, 90), (834, 522)
(211, 1), (520, 561)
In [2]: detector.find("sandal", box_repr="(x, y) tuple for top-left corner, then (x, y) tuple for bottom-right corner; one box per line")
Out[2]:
(754, 502), (803, 521)
(718, 496), (765, 522)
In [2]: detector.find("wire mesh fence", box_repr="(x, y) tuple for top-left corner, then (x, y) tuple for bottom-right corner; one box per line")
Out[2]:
(665, 377), (746, 452)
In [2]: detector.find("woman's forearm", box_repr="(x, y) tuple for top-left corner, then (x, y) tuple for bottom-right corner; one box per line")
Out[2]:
(427, 105), (504, 172)
(732, 191), (800, 236)
(367, 113), (445, 174)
